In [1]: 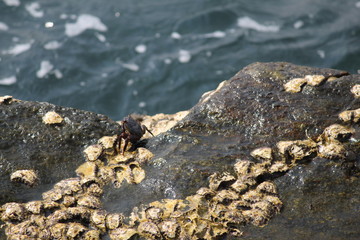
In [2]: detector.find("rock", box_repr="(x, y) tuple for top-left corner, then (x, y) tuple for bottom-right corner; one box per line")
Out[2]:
(1, 62), (360, 239)
(0, 99), (119, 205)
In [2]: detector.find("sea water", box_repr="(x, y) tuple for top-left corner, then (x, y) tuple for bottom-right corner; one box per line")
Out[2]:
(0, 0), (359, 120)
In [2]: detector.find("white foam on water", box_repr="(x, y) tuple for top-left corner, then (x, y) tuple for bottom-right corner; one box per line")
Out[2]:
(164, 58), (172, 64)
(3, 0), (20, 6)
(94, 32), (106, 42)
(53, 69), (63, 79)
(44, 41), (62, 50)
(135, 44), (147, 53)
(25, 2), (44, 18)
(138, 101), (146, 108)
(2, 42), (32, 56)
(293, 20), (304, 29)
(122, 63), (139, 72)
(60, 13), (68, 19)
(356, 1), (360, 8)
(65, 14), (108, 37)
(171, 32), (182, 39)
(0, 22), (9, 31)
(178, 50), (191, 63)
(127, 79), (134, 86)
(36, 60), (54, 78)
(237, 16), (280, 32)
(0, 76), (16, 85)
(45, 22), (54, 28)
(317, 49), (325, 59)
(203, 31), (226, 38)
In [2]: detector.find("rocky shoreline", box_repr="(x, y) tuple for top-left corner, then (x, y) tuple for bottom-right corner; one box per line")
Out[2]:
(1, 62), (360, 239)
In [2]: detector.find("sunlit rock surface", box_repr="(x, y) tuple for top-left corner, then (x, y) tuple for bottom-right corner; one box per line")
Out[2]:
(1, 62), (360, 239)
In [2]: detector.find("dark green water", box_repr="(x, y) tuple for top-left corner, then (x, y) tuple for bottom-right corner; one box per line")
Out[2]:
(1, 0), (360, 119)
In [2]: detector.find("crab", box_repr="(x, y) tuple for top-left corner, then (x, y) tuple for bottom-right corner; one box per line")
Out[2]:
(115, 115), (154, 154)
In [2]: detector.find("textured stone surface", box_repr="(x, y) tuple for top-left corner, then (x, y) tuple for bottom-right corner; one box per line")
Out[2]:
(0, 100), (119, 204)
(1, 62), (360, 239)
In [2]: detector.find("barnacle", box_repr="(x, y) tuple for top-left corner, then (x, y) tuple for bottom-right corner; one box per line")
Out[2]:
(209, 172), (236, 191)
(24, 201), (43, 215)
(339, 109), (357, 122)
(320, 124), (354, 142)
(10, 169), (38, 187)
(42, 111), (63, 125)
(106, 213), (124, 230)
(1, 202), (26, 222)
(78, 195), (102, 209)
(351, 84), (360, 98)
(284, 78), (307, 93)
(91, 210), (107, 231)
(84, 144), (103, 162)
(305, 75), (325, 86)
(250, 147), (273, 161)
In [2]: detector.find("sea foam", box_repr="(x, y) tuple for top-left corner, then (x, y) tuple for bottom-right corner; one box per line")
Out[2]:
(65, 14), (107, 37)
(237, 16), (280, 32)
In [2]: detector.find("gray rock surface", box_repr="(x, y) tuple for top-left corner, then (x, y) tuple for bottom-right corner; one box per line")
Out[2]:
(1, 62), (360, 239)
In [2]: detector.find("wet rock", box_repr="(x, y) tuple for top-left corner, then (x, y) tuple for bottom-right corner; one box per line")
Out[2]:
(2, 62), (360, 239)
(0, 99), (119, 205)
(240, 158), (360, 240)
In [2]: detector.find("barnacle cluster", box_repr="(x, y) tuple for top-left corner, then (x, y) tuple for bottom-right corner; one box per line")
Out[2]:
(284, 74), (330, 93)
(116, 162), (282, 239)
(0, 135), (152, 240)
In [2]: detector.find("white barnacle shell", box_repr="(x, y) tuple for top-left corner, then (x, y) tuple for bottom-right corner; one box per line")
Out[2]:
(106, 213), (124, 230)
(10, 169), (38, 187)
(77, 195), (102, 209)
(1, 202), (25, 222)
(351, 84), (360, 98)
(66, 222), (87, 238)
(250, 147), (273, 161)
(0, 95), (13, 104)
(91, 210), (107, 231)
(83, 144), (103, 162)
(322, 124), (354, 142)
(42, 111), (63, 124)
(284, 78), (307, 93)
(305, 75), (325, 86)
